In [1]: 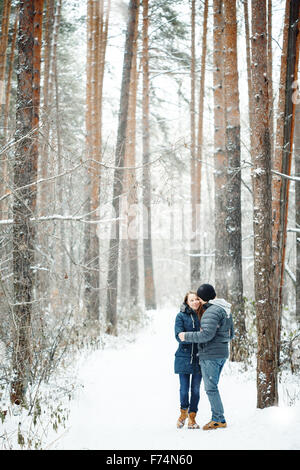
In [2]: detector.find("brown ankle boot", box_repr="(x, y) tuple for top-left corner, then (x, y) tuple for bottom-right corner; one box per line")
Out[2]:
(188, 412), (200, 429)
(203, 420), (227, 430)
(177, 409), (188, 428)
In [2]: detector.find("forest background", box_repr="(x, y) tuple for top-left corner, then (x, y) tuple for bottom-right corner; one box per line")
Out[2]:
(0, 0), (300, 449)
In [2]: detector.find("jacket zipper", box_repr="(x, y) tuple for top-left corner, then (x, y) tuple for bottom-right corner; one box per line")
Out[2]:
(190, 314), (195, 364)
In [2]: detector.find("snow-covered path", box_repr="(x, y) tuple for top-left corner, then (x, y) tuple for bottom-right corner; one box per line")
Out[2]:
(51, 308), (300, 450)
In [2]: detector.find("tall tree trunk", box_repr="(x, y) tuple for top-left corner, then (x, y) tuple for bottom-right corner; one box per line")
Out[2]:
(3, 6), (19, 143)
(295, 100), (300, 325)
(84, 0), (110, 326)
(51, 0), (67, 317)
(244, 0), (256, 174)
(84, 0), (94, 323)
(277, 0), (300, 353)
(213, 0), (228, 298)
(39, 0), (55, 198)
(11, 0), (42, 405)
(190, 0), (208, 286)
(32, 0), (44, 199)
(267, 0), (274, 159)
(280, 0), (300, 348)
(1, 6), (18, 220)
(142, 0), (156, 310)
(84, 0), (101, 325)
(35, 0), (54, 308)
(0, 0), (11, 124)
(190, 0), (197, 286)
(106, 0), (139, 333)
(272, 1), (290, 326)
(223, 0), (246, 361)
(0, 0), (12, 219)
(122, 2), (139, 307)
(272, 0), (300, 361)
(251, 0), (277, 408)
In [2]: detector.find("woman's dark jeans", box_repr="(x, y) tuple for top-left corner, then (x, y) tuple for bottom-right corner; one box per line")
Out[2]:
(179, 373), (201, 413)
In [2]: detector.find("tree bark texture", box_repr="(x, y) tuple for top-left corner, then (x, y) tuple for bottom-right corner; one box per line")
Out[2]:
(295, 100), (300, 325)
(85, 0), (110, 325)
(11, 0), (39, 405)
(106, 0), (139, 333)
(213, 0), (228, 298)
(223, 0), (246, 361)
(122, 1), (139, 306)
(3, 6), (19, 143)
(244, 0), (255, 162)
(190, 0), (208, 286)
(251, 0), (277, 408)
(142, 0), (156, 310)
(272, 0), (300, 350)
(0, 0), (11, 122)
(39, 0), (54, 195)
(1, 5), (18, 220)
(267, 0), (274, 159)
(0, 0), (12, 219)
(190, 0), (197, 286)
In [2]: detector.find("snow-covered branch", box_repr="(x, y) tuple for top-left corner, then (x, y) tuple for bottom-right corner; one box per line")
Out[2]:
(272, 169), (300, 182)
(0, 215), (125, 226)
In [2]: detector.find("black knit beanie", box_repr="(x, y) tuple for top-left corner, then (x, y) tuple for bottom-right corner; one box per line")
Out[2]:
(197, 283), (216, 302)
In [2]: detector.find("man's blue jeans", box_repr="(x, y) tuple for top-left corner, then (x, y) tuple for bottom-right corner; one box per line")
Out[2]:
(200, 358), (226, 422)
(179, 373), (202, 413)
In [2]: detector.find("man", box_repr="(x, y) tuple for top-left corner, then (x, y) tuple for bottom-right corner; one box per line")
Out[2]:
(178, 283), (234, 430)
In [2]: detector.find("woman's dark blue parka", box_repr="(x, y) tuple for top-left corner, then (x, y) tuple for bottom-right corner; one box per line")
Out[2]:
(174, 303), (201, 375)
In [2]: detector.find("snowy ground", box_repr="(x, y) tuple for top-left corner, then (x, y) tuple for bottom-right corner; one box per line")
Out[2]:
(44, 307), (300, 451)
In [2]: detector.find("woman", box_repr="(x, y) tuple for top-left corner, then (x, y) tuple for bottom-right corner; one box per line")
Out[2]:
(174, 291), (203, 429)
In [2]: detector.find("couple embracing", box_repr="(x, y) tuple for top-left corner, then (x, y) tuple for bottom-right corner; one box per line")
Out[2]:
(174, 283), (234, 430)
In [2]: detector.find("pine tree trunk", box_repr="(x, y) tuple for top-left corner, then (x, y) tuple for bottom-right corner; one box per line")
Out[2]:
(223, 0), (246, 361)
(251, 0), (277, 408)
(40, 0), (55, 194)
(213, 0), (228, 298)
(0, 0), (11, 124)
(267, 0), (274, 159)
(106, 0), (139, 333)
(35, 0), (54, 306)
(32, 0), (44, 195)
(3, 7), (19, 143)
(84, 0), (101, 325)
(272, 0), (300, 359)
(124, 2), (139, 307)
(295, 101), (300, 325)
(190, 0), (208, 286)
(11, 0), (40, 405)
(190, 0), (197, 286)
(85, 0), (110, 326)
(142, 0), (156, 310)
(272, 0), (290, 323)
(244, 0), (255, 161)
(84, 0), (94, 323)
(0, 0), (12, 218)
(1, 7), (18, 221)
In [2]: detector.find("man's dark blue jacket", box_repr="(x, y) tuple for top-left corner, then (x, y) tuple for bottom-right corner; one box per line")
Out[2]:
(184, 299), (235, 360)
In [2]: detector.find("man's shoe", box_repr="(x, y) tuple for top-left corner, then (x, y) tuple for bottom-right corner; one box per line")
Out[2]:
(203, 420), (227, 430)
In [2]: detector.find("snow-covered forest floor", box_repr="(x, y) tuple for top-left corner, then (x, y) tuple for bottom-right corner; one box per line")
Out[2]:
(1, 307), (300, 450)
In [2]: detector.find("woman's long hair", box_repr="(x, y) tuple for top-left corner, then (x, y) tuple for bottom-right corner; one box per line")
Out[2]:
(183, 291), (204, 322)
